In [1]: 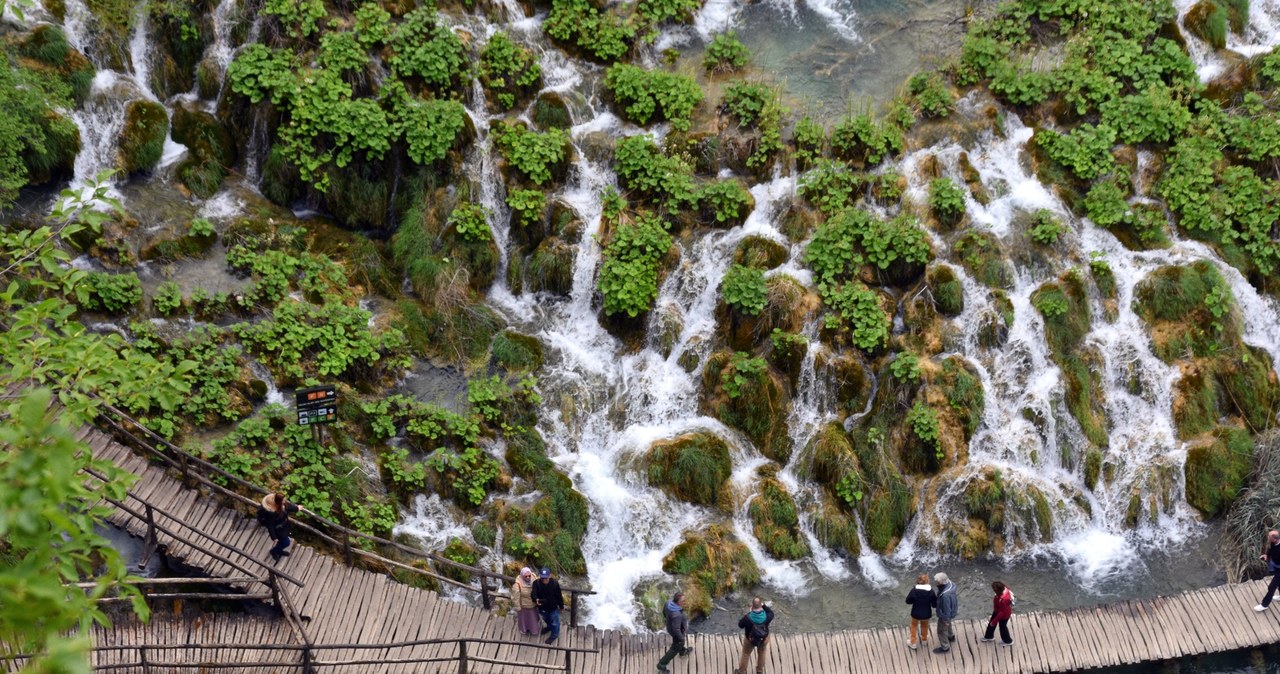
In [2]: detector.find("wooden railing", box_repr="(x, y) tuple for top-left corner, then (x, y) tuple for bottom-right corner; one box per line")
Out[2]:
(94, 404), (597, 626)
(5, 638), (598, 673)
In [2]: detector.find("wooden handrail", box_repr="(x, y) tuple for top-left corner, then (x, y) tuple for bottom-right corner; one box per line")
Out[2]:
(94, 405), (596, 607)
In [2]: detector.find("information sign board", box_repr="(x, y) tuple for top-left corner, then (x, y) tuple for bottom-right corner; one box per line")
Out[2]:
(296, 385), (337, 425)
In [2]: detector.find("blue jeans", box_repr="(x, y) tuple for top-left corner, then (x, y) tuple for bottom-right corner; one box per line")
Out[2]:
(270, 531), (291, 557)
(539, 609), (560, 640)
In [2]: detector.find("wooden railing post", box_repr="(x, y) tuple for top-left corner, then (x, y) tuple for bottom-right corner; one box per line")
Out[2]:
(341, 531), (353, 566)
(139, 504), (158, 568)
(179, 451), (192, 488)
(569, 592), (578, 628)
(457, 640), (468, 674)
(139, 645), (149, 674)
(564, 648), (572, 673)
(480, 578), (491, 611)
(267, 570), (282, 615)
(301, 645), (314, 674)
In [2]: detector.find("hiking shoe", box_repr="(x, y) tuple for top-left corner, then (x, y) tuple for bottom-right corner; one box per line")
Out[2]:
(1255, 604), (1269, 612)
(932, 647), (950, 654)
(999, 641), (1014, 647)
(907, 641), (918, 650)
(980, 637), (995, 642)
(545, 636), (556, 645)
(949, 635), (956, 642)
(679, 647), (693, 657)
(541, 626), (552, 635)
(656, 666), (669, 673)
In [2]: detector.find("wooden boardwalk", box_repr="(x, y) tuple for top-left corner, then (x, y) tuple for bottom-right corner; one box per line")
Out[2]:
(64, 425), (1280, 673)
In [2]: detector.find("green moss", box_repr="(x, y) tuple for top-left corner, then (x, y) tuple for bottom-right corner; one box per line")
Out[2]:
(748, 475), (809, 559)
(661, 524), (760, 615)
(861, 479), (911, 552)
(1185, 425), (1254, 517)
(527, 237), (576, 296)
(732, 235), (788, 270)
(1217, 346), (1280, 432)
(172, 104), (235, 198)
(646, 432), (733, 507)
(1062, 351), (1110, 447)
(1083, 447), (1103, 490)
(1133, 262), (1239, 362)
(1185, 0), (1228, 49)
(439, 538), (479, 583)
(953, 231), (1011, 288)
(927, 264), (964, 316)
(1174, 366), (1222, 440)
(490, 330), (545, 373)
(940, 356), (985, 440)
(701, 351), (792, 463)
(118, 100), (169, 174)
(501, 428), (589, 574)
(807, 421), (861, 488)
(811, 498), (860, 556)
(964, 467), (1005, 531)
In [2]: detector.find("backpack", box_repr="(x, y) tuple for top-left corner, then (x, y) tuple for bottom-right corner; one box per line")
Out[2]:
(256, 506), (278, 539)
(1007, 588), (1017, 609)
(748, 620), (769, 646)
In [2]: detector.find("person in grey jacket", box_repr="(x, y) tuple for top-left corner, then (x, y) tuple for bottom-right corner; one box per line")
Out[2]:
(933, 572), (959, 654)
(657, 592), (693, 672)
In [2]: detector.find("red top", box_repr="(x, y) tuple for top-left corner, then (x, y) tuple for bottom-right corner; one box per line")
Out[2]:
(991, 589), (1013, 622)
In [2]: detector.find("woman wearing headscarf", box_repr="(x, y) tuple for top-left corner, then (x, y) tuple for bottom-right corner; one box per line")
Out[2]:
(512, 567), (540, 635)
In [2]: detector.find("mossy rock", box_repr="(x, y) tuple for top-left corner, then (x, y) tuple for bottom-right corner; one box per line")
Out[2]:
(861, 479), (912, 552)
(945, 519), (991, 559)
(118, 100), (169, 174)
(1032, 273), (1091, 359)
(1215, 345), (1280, 432)
(502, 429), (589, 574)
(526, 237), (576, 296)
(748, 475), (809, 560)
(533, 91), (573, 130)
(760, 274), (821, 336)
(261, 145), (306, 207)
(816, 351), (872, 419)
(927, 264), (964, 316)
(438, 538), (480, 583)
(938, 356), (985, 441)
(811, 496), (860, 556)
(320, 160), (399, 230)
(733, 236), (788, 270)
(806, 421), (862, 489)
(140, 224), (217, 261)
(1185, 425), (1254, 518)
(1083, 446), (1103, 490)
(963, 466), (1006, 531)
(700, 351), (793, 464)
(1012, 484), (1054, 541)
(490, 330), (545, 372)
(1133, 262), (1240, 363)
(1173, 363), (1222, 440)
(172, 103), (235, 198)
(16, 25), (95, 104)
(952, 231), (1011, 289)
(1185, 0), (1230, 49)
(20, 108), (80, 187)
(779, 202), (823, 242)
(661, 524), (760, 618)
(646, 432), (733, 507)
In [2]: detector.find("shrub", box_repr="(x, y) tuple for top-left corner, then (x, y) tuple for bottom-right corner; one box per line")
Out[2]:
(637, 0), (698, 24)
(605, 65), (703, 132)
(1084, 180), (1129, 228)
(704, 32), (749, 73)
(831, 113), (903, 166)
(598, 214), (673, 317)
(507, 189), (546, 228)
(448, 203), (492, 244)
(480, 32), (542, 111)
(1029, 209), (1065, 245)
(1100, 85), (1193, 146)
(929, 177), (965, 225)
(389, 8), (467, 89)
(907, 72), (954, 118)
(804, 208), (930, 285)
(493, 124), (570, 186)
(721, 264), (766, 316)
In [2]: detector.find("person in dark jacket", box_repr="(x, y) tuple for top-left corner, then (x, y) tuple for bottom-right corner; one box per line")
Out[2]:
(257, 492), (307, 561)
(531, 568), (565, 644)
(735, 596), (774, 674)
(905, 573), (937, 650)
(1254, 529), (1280, 611)
(981, 581), (1014, 645)
(933, 572), (958, 654)
(656, 592), (692, 672)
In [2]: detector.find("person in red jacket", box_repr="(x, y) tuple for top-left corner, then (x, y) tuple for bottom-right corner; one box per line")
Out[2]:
(980, 581), (1014, 646)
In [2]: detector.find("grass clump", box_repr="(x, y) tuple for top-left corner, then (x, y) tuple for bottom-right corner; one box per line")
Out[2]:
(646, 432), (733, 506)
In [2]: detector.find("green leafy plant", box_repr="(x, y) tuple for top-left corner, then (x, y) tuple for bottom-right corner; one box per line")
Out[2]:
(637, 0), (698, 25)
(721, 264), (767, 316)
(153, 281), (184, 316)
(545, 0), (636, 62)
(906, 400), (941, 460)
(697, 180), (752, 225)
(929, 177), (966, 225)
(831, 112), (904, 166)
(704, 31), (749, 72)
(723, 352), (767, 399)
(907, 72), (954, 118)
(389, 7), (467, 89)
(507, 189), (546, 228)
(1036, 123), (1116, 181)
(188, 217), (215, 238)
(1084, 180), (1129, 228)
(403, 98), (468, 166)
(821, 282), (889, 351)
(448, 203), (492, 244)
(797, 159), (863, 215)
(614, 135), (697, 213)
(494, 124), (570, 186)
(722, 81), (771, 127)
(353, 3), (392, 47)
(891, 351), (921, 382)
(605, 64), (703, 132)
(480, 32), (542, 110)
(793, 117), (825, 167)
(1029, 209), (1065, 245)
(79, 272), (143, 314)
(262, 0), (326, 38)
(319, 31), (369, 74)
(598, 213), (673, 317)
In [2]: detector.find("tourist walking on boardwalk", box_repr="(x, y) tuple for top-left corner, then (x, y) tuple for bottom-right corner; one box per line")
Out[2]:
(657, 591), (693, 673)
(735, 596), (773, 674)
(1253, 529), (1280, 611)
(981, 581), (1014, 646)
(257, 492), (307, 561)
(905, 574), (937, 650)
(933, 572), (958, 654)
(531, 568), (564, 644)
(512, 567), (540, 635)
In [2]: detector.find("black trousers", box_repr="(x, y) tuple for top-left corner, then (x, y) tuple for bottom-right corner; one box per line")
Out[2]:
(1262, 573), (1280, 607)
(984, 616), (1012, 644)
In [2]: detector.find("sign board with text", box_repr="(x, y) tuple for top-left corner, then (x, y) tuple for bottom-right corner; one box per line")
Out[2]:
(296, 385), (337, 426)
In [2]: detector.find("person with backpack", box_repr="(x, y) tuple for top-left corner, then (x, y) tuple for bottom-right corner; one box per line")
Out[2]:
(735, 596), (773, 674)
(904, 574), (937, 650)
(981, 581), (1014, 646)
(1253, 529), (1280, 611)
(256, 492), (308, 561)
(657, 592), (692, 673)
(933, 572), (958, 654)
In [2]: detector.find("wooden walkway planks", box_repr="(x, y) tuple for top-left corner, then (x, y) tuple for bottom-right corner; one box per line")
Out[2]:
(66, 424), (1280, 674)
